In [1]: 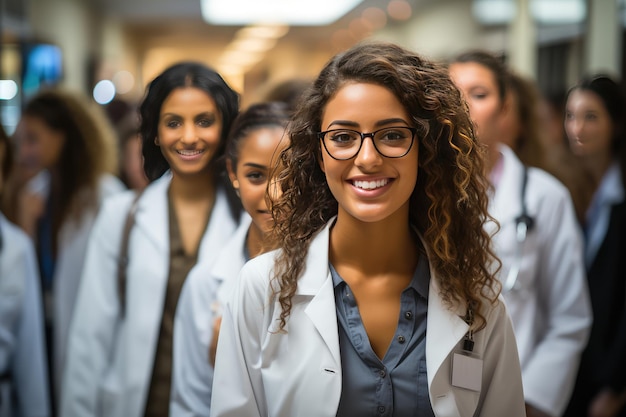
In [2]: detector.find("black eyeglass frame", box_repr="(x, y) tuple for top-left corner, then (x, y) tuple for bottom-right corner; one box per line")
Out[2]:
(317, 126), (417, 160)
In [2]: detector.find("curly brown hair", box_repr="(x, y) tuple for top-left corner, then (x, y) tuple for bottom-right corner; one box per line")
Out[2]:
(4, 89), (118, 253)
(270, 41), (500, 332)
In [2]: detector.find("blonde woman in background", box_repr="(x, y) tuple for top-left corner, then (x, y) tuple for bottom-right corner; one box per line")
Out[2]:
(2, 89), (124, 409)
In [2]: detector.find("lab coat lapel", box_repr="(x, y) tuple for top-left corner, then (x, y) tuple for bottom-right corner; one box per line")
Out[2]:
(134, 174), (170, 254)
(300, 221), (342, 366)
(197, 187), (241, 271)
(214, 215), (251, 303)
(425, 268), (468, 388)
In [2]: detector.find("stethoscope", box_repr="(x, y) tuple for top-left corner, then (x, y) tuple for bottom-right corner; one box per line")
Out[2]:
(502, 166), (535, 293)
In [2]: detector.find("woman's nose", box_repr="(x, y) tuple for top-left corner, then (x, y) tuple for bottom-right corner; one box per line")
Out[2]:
(181, 124), (197, 144)
(354, 137), (383, 168)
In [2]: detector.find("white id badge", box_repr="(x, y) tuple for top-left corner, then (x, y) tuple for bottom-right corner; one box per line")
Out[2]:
(451, 352), (483, 392)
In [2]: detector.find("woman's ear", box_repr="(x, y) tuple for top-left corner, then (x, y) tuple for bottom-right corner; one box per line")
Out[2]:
(317, 148), (326, 173)
(226, 159), (239, 189)
(154, 137), (160, 146)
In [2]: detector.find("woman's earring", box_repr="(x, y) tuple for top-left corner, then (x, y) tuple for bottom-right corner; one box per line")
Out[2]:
(234, 187), (241, 198)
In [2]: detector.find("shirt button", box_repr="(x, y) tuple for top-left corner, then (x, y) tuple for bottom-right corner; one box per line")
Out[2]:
(379, 369), (386, 378)
(397, 335), (406, 344)
(405, 311), (413, 319)
(378, 406), (386, 414)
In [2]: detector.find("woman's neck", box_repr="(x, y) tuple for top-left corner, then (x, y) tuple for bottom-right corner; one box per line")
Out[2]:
(582, 152), (613, 188)
(169, 170), (215, 202)
(329, 209), (418, 277)
(484, 144), (502, 177)
(246, 223), (267, 259)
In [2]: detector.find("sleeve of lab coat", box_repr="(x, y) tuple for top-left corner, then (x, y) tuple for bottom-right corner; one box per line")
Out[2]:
(59, 196), (129, 417)
(210, 261), (268, 417)
(12, 233), (51, 417)
(523, 184), (592, 416)
(170, 267), (218, 417)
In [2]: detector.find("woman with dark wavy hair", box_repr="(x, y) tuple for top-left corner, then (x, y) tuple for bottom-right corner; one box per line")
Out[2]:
(62, 62), (240, 417)
(564, 75), (626, 417)
(211, 41), (525, 417)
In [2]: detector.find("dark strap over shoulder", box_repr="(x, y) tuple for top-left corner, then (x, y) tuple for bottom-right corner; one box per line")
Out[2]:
(117, 190), (143, 318)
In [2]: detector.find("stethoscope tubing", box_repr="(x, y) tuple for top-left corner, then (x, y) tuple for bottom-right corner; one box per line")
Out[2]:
(501, 165), (534, 294)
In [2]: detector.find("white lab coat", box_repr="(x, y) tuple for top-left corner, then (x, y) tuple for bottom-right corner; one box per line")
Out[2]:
(211, 219), (526, 417)
(170, 215), (251, 417)
(61, 174), (239, 417)
(0, 213), (50, 417)
(489, 145), (592, 416)
(52, 174), (125, 398)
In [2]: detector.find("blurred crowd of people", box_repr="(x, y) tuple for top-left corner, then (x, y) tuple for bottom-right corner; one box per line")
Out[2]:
(0, 40), (624, 417)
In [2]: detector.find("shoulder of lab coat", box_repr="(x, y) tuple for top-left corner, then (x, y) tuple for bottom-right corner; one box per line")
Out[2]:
(211, 218), (526, 417)
(0, 214), (51, 417)
(492, 145), (592, 415)
(52, 173), (126, 395)
(170, 214), (251, 417)
(62, 173), (239, 417)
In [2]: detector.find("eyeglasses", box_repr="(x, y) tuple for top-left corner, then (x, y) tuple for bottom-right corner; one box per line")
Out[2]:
(318, 126), (416, 160)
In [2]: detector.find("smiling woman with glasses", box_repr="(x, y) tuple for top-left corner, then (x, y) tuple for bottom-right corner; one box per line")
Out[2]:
(211, 41), (526, 417)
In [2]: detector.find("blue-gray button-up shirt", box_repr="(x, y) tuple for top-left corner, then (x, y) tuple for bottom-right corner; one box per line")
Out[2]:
(331, 259), (434, 417)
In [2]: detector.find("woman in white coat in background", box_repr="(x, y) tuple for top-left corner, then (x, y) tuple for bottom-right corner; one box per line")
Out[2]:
(1, 89), (124, 408)
(0, 126), (50, 417)
(211, 41), (525, 417)
(449, 51), (592, 417)
(170, 102), (291, 416)
(61, 62), (240, 417)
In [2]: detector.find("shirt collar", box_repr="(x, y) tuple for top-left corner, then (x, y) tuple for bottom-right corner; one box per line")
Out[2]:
(597, 161), (625, 205)
(329, 255), (430, 300)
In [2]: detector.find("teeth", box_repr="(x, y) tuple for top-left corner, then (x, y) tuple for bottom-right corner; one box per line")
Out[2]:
(177, 149), (203, 156)
(353, 179), (389, 190)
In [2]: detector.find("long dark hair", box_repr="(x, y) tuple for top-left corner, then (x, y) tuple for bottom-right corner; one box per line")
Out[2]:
(271, 41), (499, 332)
(225, 101), (291, 170)
(0, 125), (12, 186)
(139, 62), (240, 182)
(569, 75), (626, 185)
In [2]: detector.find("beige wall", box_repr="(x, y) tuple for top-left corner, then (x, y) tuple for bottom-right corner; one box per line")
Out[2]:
(372, 0), (507, 62)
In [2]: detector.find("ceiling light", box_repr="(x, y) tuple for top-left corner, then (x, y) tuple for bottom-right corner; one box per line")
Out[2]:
(201, 0), (364, 25)
(0, 80), (18, 100)
(472, 0), (516, 25)
(530, 0), (586, 25)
